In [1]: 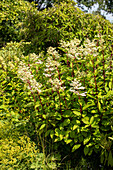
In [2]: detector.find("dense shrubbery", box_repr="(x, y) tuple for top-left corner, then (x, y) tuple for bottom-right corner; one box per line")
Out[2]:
(21, 0), (113, 54)
(0, 0), (36, 48)
(0, 0), (113, 169)
(0, 134), (39, 169)
(0, 36), (113, 168)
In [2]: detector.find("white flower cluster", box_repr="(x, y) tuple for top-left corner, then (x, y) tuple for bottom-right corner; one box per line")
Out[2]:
(28, 53), (43, 65)
(43, 72), (54, 78)
(43, 56), (60, 78)
(69, 78), (87, 96)
(45, 56), (60, 68)
(60, 38), (81, 60)
(48, 78), (66, 91)
(83, 38), (99, 57)
(60, 38), (80, 48)
(60, 37), (99, 59)
(17, 61), (42, 93)
(47, 47), (60, 59)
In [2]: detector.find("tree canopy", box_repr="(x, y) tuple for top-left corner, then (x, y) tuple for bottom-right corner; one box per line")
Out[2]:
(26, 0), (113, 16)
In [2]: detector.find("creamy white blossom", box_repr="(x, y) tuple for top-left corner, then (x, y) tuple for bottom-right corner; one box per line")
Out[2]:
(48, 78), (66, 91)
(43, 73), (54, 77)
(47, 47), (60, 59)
(44, 68), (55, 72)
(46, 56), (60, 67)
(27, 53), (43, 65)
(69, 78), (87, 96)
(17, 61), (42, 93)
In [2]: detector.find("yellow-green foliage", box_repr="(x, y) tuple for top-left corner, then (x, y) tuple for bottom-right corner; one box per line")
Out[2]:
(22, 0), (113, 54)
(0, 121), (59, 169)
(0, 133), (39, 169)
(0, 120), (38, 170)
(0, 0), (36, 48)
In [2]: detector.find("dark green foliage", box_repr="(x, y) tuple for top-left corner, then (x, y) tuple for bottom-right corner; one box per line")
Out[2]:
(0, 0), (36, 48)
(77, 0), (113, 14)
(27, 0), (113, 14)
(26, 0), (74, 11)
(22, 0), (113, 54)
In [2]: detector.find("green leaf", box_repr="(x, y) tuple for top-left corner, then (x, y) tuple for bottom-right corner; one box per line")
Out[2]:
(83, 102), (95, 110)
(73, 125), (78, 130)
(35, 102), (40, 109)
(63, 110), (71, 117)
(0, 105), (8, 109)
(101, 151), (104, 163)
(105, 86), (109, 92)
(79, 135), (83, 142)
(98, 101), (101, 111)
(45, 130), (51, 137)
(55, 128), (60, 136)
(63, 119), (70, 126)
(59, 134), (63, 140)
(108, 137), (113, 140)
(90, 116), (94, 125)
(83, 136), (91, 145)
(65, 139), (72, 144)
(40, 124), (46, 130)
(70, 131), (75, 138)
(73, 110), (81, 116)
(50, 131), (54, 139)
(67, 76), (72, 81)
(54, 138), (59, 142)
(25, 102), (34, 108)
(84, 146), (89, 156)
(91, 110), (97, 113)
(72, 144), (81, 152)
(109, 81), (112, 89)
(82, 117), (89, 124)
(108, 151), (113, 166)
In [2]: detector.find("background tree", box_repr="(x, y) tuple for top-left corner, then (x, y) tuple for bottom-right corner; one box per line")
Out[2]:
(76, 0), (113, 14)
(26, 0), (75, 10)
(22, 0), (113, 55)
(26, 0), (113, 18)
(0, 0), (35, 48)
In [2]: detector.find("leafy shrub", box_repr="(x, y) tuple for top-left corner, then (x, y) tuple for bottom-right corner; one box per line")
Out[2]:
(22, 0), (113, 54)
(0, 41), (33, 132)
(0, 0), (36, 48)
(0, 119), (60, 169)
(0, 32), (113, 168)
(0, 134), (39, 169)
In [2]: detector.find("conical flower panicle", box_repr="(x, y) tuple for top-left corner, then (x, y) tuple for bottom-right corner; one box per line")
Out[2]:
(17, 61), (42, 93)
(69, 78), (87, 96)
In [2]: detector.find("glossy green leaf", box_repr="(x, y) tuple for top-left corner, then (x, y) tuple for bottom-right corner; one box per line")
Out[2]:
(73, 125), (78, 130)
(73, 110), (81, 116)
(83, 136), (91, 145)
(82, 117), (90, 124)
(108, 151), (113, 166)
(84, 146), (89, 156)
(65, 139), (72, 144)
(39, 124), (46, 130)
(72, 144), (81, 152)
(90, 116), (94, 125)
